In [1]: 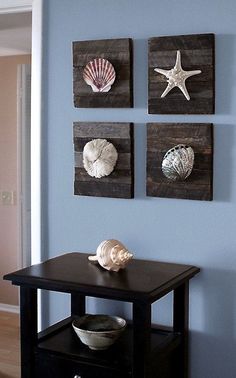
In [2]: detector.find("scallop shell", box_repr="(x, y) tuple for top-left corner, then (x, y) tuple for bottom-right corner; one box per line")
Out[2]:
(83, 58), (116, 92)
(88, 239), (133, 272)
(83, 139), (118, 179)
(162, 144), (194, 181)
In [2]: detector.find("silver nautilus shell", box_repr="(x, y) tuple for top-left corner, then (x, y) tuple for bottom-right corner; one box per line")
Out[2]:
(83, 58), (116, 92)
(83, 139), (118, 179)
(162, 144), (194, 181)
(88, 239), (133, 272)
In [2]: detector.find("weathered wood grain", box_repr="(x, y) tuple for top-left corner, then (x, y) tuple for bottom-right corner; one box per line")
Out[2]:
(146, 123), (213, 201)
(75, 168), (132, 184)
(148, 33), (215, 114)
(73, 38), (133, 108)
(73, 122), (131, 139)
(73, 122), (134, 199)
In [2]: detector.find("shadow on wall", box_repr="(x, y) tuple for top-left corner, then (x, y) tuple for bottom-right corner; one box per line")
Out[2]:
(190, 330), (236, 378)
(134, 123), (147, 198)
(216, 34), (235, 115)
(133, 39), (148, 109)
(190, 267), (236, 378)
(214, 124), (235, 203)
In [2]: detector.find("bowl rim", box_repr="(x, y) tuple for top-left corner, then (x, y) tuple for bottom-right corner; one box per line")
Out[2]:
(72, 314), (127, 334)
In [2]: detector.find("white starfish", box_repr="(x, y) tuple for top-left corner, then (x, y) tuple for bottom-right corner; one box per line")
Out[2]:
(154, 50), (201, 101)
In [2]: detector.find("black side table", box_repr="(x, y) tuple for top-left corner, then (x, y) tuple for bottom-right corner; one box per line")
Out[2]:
(4, 252), (200, 378)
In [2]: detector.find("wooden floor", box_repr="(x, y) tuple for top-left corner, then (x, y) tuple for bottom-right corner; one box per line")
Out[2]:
(0, 312), (20, 378)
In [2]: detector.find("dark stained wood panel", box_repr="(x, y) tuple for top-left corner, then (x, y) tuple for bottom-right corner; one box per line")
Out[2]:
(73, 38), (133, 108)
(146, 123), (214, 201)
(148, 33), (215, 114)
(4, 252), (200, 301)
(73, 122), (134, 199)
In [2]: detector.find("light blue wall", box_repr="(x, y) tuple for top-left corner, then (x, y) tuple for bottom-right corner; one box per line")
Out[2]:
(42, 1), (236, 377)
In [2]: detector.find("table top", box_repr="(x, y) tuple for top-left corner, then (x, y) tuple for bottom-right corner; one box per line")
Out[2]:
(4, 252), (200, 302)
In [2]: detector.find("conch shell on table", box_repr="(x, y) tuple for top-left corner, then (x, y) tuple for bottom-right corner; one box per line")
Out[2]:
(88, 239), (133, 272)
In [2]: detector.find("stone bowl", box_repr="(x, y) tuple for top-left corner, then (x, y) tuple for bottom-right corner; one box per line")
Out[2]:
(72, 314), (126, 350)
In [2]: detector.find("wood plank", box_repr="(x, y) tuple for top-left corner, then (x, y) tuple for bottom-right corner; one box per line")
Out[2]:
(74, 54), (130, 67)
(149, 99), (214, 115)
(74, 181), (133, 199)
(146, 123), (213, 201)
(149, 33), (214, 51)
(73, 122), (131, 139)
(148, 33), (215, 114)
(147, 122), (212, 138)
(73, 38), (131, 55)
(74, 94), (131, 108)
(149, 49), (214, 67)
(75, 168), (132, 184)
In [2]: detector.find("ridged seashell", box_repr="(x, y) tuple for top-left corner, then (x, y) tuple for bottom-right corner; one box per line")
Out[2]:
(83, 58), (116, 92)
(162, 144), (194, 181)
(83, 139), (118, 179)
(88, 239), (133, 272)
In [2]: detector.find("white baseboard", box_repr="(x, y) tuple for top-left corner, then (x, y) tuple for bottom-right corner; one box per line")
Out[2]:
(0, 303), (20, 314)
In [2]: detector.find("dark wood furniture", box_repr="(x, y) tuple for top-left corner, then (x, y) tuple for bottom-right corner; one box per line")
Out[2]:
(4, 252), (200, 378)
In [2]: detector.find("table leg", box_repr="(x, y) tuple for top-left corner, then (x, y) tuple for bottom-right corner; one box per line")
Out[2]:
(20, 286), (37, 378)
(71, 293), (86, 316)
(132, 300), (151, 378)
(173, 282), (189, 378)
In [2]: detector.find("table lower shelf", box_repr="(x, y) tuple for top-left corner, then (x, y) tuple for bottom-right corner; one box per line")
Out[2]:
(34, 317), (181, 378)
(35, 352), (129, 378)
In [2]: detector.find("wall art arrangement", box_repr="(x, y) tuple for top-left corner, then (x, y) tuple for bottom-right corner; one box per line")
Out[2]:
(73, 38), (133, 108)
(146, 123), (214, 201)
(73, 122), (134, 199)
(148, 33), (215, 114)
(72, 33), (215, 201)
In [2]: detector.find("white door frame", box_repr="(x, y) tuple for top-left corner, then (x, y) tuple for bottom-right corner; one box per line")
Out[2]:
(17, 63), (32, 269)
(30, 0), (43, 266)
(0, 0), (43, 268)
(0, 0), (43, 325)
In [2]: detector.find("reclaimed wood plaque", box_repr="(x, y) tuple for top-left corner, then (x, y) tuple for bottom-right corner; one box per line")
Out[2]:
(73, 122), (134, 198)
(148, 33), (215, 114)
(73, 38), (133, 108)
(146, 123), (213, 201)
